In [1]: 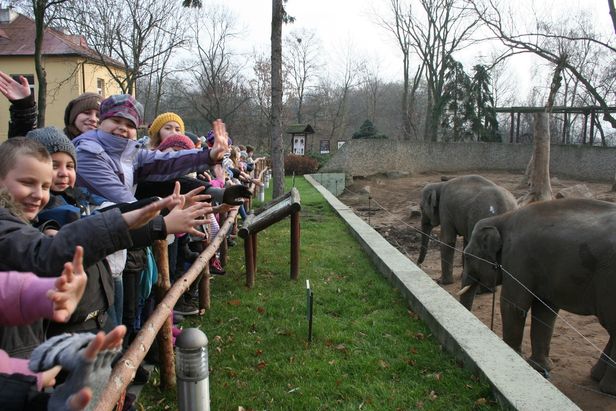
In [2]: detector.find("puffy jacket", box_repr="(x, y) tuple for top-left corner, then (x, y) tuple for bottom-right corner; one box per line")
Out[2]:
(74, 129), (217, 203)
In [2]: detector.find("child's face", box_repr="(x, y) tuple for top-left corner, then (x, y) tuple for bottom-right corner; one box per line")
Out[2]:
(0, 154), (52, 220)
(74, 109), (99, 134)
(100, 117), (137, 140)
(51, 152), (76, 192)
(158, 121), (182, 142)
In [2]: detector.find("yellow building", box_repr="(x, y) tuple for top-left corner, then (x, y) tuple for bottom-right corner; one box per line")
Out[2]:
(0, 8), (128, 139)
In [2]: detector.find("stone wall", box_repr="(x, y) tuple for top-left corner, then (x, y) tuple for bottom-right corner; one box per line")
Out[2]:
(320, 140), (616, 182)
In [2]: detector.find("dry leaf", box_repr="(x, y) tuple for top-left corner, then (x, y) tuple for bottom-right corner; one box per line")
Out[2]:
(378, 359), (389, 368)
(255, 349), (263, 356)
(415, 332), (425, 340)
(214, 335), (223, 343)
(228, 299), (241, 306)
(405, 358), (416, 366)
(328, 360), (336, 365)
(334, 344), (347, 352)
(415, 401), (424, 409)
(256, 361), (267, 370)
(257, 306), (266, 314)
(428, 390), (437, 401)
(409, 347), (418, 354)
(475, 398), (487, 406)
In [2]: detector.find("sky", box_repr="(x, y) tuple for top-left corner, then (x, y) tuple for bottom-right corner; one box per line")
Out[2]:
(216, 0), (613, 104)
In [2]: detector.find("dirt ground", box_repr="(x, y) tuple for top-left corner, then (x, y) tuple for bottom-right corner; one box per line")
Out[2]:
(338, 170), (616, 411)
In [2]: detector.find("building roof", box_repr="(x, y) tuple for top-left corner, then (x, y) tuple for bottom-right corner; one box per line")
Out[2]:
(286, 124), (315, 134)
(0, 13), (124, 69)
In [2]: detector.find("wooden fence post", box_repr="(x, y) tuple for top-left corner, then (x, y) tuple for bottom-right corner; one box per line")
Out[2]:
(290, 211), (300, 280)
(152, 239), (176, 389)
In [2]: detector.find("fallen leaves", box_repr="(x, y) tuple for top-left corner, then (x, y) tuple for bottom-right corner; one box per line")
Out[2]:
(227, 299), (241, 306)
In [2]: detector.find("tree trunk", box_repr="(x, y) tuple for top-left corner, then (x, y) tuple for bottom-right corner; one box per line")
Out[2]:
(271, 0), (285, 197)
(33, 0), (47, 127)
(518, 112), (553, 206)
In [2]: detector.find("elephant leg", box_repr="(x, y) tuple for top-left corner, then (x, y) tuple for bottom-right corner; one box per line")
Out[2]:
(593, 337), (616, 395)
(591, 338), (611, 382)
(528, 299), (557, 375)
(500, 287), (532, 354)
(438, 229), (456, 285)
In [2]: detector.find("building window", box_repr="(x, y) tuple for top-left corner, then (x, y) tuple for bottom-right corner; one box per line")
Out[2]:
(10, 74), (34, 96)
(96, 78), (105, 96)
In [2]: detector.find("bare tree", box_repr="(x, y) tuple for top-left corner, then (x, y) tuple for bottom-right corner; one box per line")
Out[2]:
(181, 6), (250, 124)
(284, 29), (321, 124)
(270, 0), (293, 197)
(470, 0), (616, 130)
(61, 0), (188, 94)
(376, 0), (425, 139)
(28, 0), (69, 126)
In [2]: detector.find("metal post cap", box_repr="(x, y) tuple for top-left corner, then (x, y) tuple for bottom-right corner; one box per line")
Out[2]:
(176, 328), (208, 349)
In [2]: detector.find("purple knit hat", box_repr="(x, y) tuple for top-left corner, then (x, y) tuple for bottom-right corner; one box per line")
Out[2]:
(99, 94), (144, 127)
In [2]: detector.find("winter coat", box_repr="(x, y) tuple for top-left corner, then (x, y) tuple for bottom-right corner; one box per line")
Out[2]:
(0, 203), (134, 357)
(74, 129), (218, 203)
(8, 94), (37, 138)
(0, 272), (56, 390)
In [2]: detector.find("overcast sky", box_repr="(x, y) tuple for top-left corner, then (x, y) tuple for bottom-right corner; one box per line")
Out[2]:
(218, 0), (613, 103)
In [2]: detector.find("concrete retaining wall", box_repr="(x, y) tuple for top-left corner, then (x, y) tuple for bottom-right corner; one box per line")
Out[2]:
(320, 140), (616, 183)
(306, 174), (580, 410)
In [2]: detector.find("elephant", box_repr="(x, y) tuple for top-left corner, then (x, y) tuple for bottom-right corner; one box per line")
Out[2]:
(458, 198), (616, 395)
(417, 175), (517, 285)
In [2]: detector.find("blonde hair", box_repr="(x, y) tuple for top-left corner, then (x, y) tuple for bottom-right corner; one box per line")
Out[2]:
(0, 137), (51, 178)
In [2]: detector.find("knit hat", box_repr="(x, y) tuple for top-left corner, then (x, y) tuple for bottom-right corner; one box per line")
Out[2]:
(64, 93), (101, 128)
(206, 129), (232, 147)
(148, 112), (185, 138)
(185, 131), (199, 145)
(26, 127), (77, 163)
(239, 150), (248, 159)
(63, 92), (102, 139)
(157, 134), (195, 152)
(99, 94), (144, 128)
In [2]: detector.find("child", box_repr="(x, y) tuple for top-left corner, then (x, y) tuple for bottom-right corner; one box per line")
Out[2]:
(0, 138), (209, 356)
(63, 92), (101, 139)
(74, 94), (229, 204)
(147, 112), (184, 149)
(0, 70), (101, 139)
(0, 245), (128, 411)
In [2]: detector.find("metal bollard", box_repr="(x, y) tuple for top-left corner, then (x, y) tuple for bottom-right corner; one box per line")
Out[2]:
(258, 185), (265, 202)
(175, 328), (210, 411)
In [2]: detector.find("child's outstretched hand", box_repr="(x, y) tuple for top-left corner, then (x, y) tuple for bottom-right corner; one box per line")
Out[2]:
(29, 325), (126, 411)
(49, 246), (87, 323)
(122, 196), (178, 229)
(171, 181), (211, 208)
(164, 195), (212, 238)
(0, 70), (31, 101)
(208, 119), (229, 163)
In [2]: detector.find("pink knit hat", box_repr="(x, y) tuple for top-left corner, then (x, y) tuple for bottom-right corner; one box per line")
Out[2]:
(157, 134), (196, 151)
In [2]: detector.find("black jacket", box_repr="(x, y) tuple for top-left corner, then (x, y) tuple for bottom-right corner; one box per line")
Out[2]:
(8, 94), (37, 138)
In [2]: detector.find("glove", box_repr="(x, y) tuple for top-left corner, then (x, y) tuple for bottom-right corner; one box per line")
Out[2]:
(222, 184), (252, 205)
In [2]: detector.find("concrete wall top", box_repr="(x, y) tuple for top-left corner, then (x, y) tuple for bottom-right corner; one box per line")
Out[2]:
(320, 140), (615, 183)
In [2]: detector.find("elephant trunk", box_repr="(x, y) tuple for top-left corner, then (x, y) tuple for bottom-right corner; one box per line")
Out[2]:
(417, 218), (433, 265)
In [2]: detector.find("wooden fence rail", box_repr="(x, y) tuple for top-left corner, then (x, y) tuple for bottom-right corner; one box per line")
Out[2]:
(94, 157), (268, 411)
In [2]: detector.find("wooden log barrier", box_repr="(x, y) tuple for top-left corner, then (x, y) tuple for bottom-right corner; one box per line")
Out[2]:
(94, 208), (238, 411)
(238, 187), (301, 287)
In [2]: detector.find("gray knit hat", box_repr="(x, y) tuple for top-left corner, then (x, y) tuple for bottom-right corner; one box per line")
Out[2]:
(26, 127), (77, 164)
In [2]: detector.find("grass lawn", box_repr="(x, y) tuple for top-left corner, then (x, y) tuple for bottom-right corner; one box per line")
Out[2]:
(137, 177), (498, 410)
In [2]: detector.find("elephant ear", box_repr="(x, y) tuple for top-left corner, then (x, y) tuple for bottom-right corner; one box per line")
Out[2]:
(477, 226), (502, 261)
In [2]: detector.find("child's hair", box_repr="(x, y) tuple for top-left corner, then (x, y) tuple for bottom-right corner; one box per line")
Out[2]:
(246, 145), (254, 153)
(0, 137), (51, 178)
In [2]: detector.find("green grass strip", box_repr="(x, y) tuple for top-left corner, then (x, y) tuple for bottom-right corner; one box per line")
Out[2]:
(138, 177), (497, 410)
